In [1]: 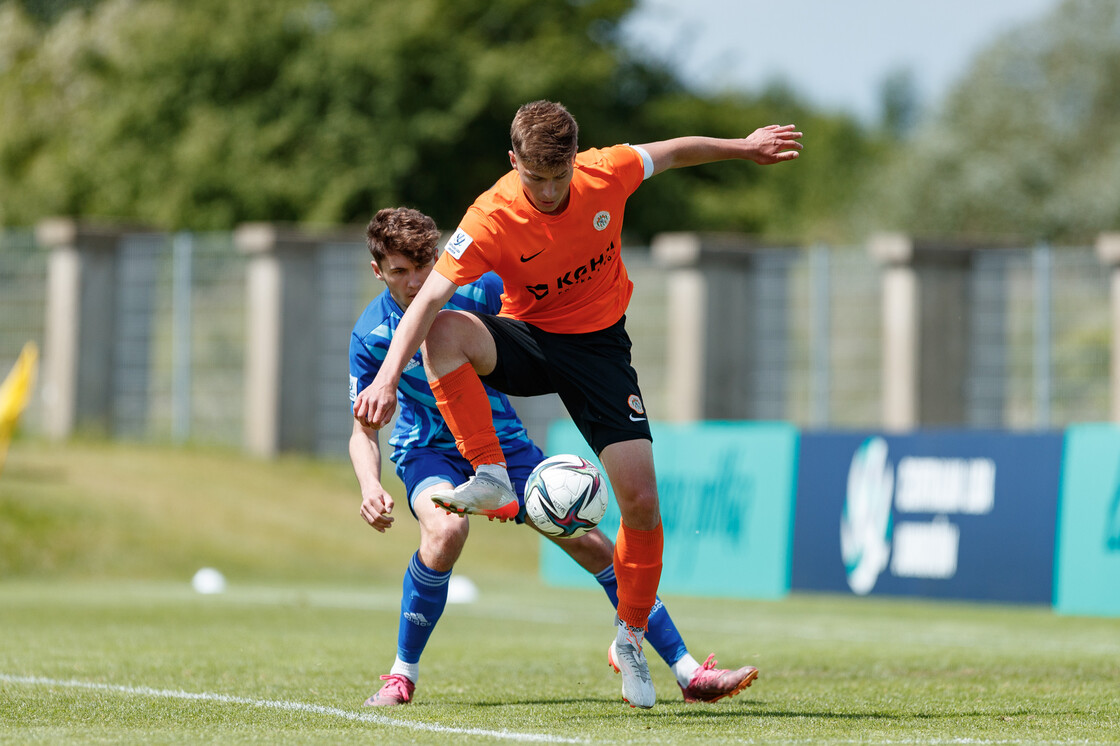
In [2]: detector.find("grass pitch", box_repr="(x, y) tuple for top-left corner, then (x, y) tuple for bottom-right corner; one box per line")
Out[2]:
(1, 439), (1118, 744)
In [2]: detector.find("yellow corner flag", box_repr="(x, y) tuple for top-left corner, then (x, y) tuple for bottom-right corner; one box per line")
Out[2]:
(0, 341), (39, 477)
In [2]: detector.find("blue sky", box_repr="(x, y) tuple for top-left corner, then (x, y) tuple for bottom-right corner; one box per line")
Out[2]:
(621, 0), (1063, 122)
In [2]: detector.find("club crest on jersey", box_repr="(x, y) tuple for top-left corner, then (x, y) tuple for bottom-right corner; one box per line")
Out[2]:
(628, 394), (645, 414)
(444, 228), (473, 259)
(593, 211), (611, 231)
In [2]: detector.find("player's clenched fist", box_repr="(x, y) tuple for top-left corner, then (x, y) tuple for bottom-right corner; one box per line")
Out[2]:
(353, 380), (396, 430)
(359, 488), (395, 532)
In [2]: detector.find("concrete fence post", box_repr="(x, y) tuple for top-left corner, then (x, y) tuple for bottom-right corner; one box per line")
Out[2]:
(1096, 233), (1120, 424)
(870, 233), (922, 430)
(652, 232), (798, 422)
(870, 234), (1029, 430)
(235, 223), (364, 457)
(36, 218), (130, 439)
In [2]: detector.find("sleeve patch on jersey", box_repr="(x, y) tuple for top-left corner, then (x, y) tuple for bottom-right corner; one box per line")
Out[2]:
(349, 374), (359, 404)
(444, 228), (474, 259)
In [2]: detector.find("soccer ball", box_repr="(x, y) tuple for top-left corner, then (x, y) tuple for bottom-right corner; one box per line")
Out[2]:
(524, 454), (608, 538)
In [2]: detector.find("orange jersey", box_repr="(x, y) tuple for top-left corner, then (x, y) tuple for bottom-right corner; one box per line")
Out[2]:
(436, 145), (648, 334)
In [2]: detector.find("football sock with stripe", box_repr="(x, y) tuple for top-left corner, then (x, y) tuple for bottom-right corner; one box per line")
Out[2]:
(429, 362), (505, 468)
(392, 551), (451, 680)
(594, 564), (689, 669)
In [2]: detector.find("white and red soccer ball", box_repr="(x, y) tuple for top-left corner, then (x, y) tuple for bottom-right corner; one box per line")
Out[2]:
(523, 454), (608, 538)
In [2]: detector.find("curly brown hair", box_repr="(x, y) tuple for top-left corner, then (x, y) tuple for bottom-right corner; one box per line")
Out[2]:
(510, 100), (579, 171)
(365, 207), (440, 267)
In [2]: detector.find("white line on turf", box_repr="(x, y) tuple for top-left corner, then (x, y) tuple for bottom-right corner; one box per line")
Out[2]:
(4, 674), (1108, 746)
(0, 673), (586, 744)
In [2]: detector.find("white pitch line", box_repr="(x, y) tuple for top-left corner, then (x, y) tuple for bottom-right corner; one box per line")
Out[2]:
(4, 674), (1110, 746)
(0, 673), (586, 744)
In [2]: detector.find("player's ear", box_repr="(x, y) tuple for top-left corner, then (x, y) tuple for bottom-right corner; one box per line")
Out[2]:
(370, 260), (384, 281)
(509, 151), (517, 170)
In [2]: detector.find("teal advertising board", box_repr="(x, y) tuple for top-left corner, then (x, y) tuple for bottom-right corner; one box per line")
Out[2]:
(1055, 424), (1120, 616)
(540, 421), (799, 599)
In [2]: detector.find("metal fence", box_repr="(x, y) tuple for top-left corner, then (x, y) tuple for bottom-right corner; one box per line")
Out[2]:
(964, 245), (1110, 428)
(316, 241), (385, 457)
(103, 231), (249, 446)
(0, 228), (1111, 458)
(0, 229), (47, 433)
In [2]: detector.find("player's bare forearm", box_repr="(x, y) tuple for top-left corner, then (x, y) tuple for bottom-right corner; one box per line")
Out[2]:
(637, 125), (802, 176)
(349, 420), (395, 532)
(348, 419), (382, 482)
(384, 271), (458, 379)
(354, 272), (460, 429)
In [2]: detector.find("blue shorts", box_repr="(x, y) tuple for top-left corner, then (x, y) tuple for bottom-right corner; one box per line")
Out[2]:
(393, 438), (545, 523)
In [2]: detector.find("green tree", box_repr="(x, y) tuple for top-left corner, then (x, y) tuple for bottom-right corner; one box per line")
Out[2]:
(0, 0), (879, 240)
(863, 0), (1120, 242)
(10, 0), (98, 24)
(630, 90), (883, 242)
(0, 0), (657, 228)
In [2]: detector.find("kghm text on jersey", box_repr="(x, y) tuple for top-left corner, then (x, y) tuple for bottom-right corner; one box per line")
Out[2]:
(524, 241), (616, 301)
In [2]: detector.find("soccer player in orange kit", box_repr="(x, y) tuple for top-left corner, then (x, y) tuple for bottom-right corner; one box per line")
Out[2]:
(354, 100), (802, 708)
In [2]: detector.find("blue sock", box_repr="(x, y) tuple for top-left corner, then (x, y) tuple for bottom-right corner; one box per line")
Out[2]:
(396, 552), (451, 665)
(594, 565), (688, 668)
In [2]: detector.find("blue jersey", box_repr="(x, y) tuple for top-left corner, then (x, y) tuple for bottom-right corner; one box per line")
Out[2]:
(348, 272), (533, 465)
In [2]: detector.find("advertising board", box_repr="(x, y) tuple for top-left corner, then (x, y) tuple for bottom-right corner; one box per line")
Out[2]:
(1054, 424), (1120, 616)
(540, 421), (799, 599)
(792, 431), (1063, 604)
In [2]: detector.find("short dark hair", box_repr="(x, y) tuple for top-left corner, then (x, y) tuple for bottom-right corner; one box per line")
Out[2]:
(365, 207), (440, 267)
(510, 100), (579, 171)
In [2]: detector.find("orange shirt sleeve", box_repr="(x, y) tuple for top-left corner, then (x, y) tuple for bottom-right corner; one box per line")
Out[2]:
(435, 204), (503, 286)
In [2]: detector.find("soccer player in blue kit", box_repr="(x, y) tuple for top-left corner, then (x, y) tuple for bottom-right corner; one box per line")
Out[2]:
(349, 207), (758, 707)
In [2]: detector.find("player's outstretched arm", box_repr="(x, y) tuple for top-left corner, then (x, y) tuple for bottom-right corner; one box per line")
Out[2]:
(636, 124), (803, 177)
(353, 271), (459, 429)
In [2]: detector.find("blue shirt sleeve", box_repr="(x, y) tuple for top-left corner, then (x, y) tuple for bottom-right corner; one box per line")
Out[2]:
(349, 329), (381, 406)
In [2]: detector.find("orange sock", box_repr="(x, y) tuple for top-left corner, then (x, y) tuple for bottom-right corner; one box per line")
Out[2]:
(429, 362), (505, 468)
(613, 522), (664, 628)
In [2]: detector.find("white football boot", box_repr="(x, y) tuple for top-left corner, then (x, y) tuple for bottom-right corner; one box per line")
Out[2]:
(431, 467), (518, 522)
(609, 617), (656, 709)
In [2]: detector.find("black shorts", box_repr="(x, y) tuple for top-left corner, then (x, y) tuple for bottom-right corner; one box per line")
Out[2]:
(470, 313), (652, 455)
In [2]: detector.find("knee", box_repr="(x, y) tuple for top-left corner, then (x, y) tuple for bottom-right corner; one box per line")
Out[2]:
(558, 528), (615, 572)
(420, 518), (468, 572)
(423, 311), (469, 356)
(422, 311), (495, 377)
(614, 482), (659, 515)
(613, 483), (660, 529)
